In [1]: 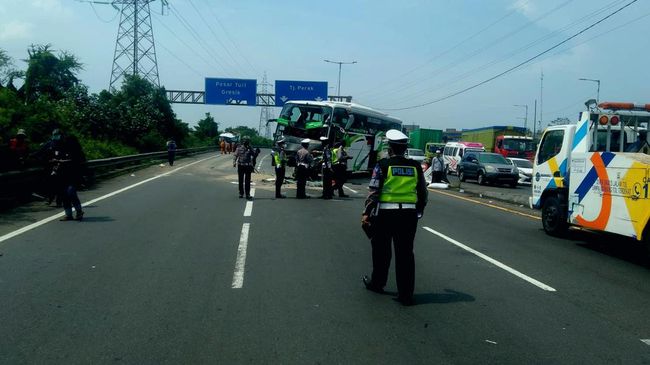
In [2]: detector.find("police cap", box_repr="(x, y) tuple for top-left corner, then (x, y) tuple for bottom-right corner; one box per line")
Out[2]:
(277, 138), (286, 144)
(386, 129), (408, 145)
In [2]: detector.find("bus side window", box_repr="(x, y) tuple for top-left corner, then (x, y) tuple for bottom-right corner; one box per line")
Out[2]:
(333, 108), (350, 127)
(458, 148), (464, 158)
(537, 130), (565, 165)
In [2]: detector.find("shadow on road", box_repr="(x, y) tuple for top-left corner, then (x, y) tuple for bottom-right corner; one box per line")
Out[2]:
(563, 228), (649, 267)
(80, 216), (115, 223)
(412, 289), (476, 305)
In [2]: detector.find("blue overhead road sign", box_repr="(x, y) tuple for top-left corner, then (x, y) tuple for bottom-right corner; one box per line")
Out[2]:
(274, 80), (328, 106)
(205, 78), (257, 105)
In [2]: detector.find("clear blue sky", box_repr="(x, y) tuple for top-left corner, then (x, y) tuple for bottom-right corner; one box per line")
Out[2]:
(2, 0), (648, 133)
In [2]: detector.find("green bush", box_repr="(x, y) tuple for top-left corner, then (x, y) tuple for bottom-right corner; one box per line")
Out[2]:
(80, 138), (138, 160)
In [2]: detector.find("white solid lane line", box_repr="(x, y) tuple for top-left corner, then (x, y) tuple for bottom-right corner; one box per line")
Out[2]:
(232, 223), (250, 289)
(0, 156), (215, 245)
(422, 226), (556, 292)
(642, 339), (650, 346)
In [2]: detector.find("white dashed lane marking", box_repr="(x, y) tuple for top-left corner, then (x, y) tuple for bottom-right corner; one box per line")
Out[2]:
(423, 226), (556, 292)
(231, 223), (250, 289)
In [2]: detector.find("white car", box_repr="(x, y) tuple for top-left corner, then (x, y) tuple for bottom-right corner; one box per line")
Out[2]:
(406, 148), (426, 162)
(508, 157), (533, 185)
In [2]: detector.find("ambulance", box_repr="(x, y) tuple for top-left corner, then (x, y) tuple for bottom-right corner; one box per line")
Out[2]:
(531, 101), (650, 250)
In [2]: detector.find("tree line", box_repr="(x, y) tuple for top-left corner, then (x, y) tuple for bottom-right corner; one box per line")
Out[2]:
(0, 44), (272, 171)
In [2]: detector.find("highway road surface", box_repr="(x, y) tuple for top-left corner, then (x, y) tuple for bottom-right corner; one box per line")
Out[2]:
(1, 152), (650, 364)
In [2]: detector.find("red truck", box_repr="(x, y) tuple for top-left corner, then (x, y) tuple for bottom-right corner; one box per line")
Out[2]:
(461, 126), (535, 161)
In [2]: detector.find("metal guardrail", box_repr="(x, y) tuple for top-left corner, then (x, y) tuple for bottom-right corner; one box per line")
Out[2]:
(0, 146), (217, 203)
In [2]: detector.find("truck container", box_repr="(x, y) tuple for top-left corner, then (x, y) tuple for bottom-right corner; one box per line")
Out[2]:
(408, 128), (443, 151)
(462, 126), (534, 159)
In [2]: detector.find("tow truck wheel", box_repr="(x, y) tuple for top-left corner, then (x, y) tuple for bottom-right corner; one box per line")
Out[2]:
(477, 171), (486, 185)
(542, 196), (568, 237)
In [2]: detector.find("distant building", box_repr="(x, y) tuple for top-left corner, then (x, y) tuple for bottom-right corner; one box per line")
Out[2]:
(402, 124), (420, 134)
(443, 128), (462, 142)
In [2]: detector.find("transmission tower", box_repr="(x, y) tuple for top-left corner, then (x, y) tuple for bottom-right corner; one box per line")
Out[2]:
(80, 0), (168, 91)
(258, 72), (273, 138)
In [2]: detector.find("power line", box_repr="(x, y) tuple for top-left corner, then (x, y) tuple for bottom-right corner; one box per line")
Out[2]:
(200, 0), (257, 75)
(381, 0), (628, 107)
(156, 41), (204, 78)
(153, 12), (226, 74)
(378, 0), (638, 112)
(89, 2), (120, 23)
(186, 0), (248, 76)
(360, 0), (576, 101)
(168, 3), (237, 75)
(354, 3), (520, 97)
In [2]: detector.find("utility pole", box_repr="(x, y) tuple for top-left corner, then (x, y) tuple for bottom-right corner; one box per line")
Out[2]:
(538, 70), (544, 131)
(324, 59), (357, 97)
(513, 104), (528, 134)
(578, 78), (600, 103)
(533, 99), (538, 141)
(81, 0), (169, 91)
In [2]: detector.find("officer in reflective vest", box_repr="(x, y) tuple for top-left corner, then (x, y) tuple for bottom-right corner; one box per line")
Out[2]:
(361, 129), (428, 306)
(319, 136), (334, 199)
(272, 139), (287, 198)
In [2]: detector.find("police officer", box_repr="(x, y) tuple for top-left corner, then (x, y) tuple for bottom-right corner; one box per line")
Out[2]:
(272, 139), (287, 198)
(233, 136), (257, 199)
(295, 138), (313, 199)
(361, 129), (428, 306)
(332, 141), (352, 197)
(320, 136), (334, 199)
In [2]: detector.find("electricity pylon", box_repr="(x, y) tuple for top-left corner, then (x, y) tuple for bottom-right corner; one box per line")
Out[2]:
(79, 0), (168, 91)
(258, 72), (273, 138)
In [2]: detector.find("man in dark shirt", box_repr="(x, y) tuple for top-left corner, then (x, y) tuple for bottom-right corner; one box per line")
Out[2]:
(233, 136), (257, 199)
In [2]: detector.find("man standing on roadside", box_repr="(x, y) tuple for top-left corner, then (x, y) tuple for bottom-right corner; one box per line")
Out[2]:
(166, 138), (177, 166)
(272, 139), (287, 198)
(233, 136), (257, 199)
(295, 138), (313, 199)
(430, 149), (444, 184)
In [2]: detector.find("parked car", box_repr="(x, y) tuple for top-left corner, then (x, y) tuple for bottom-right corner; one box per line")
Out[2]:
(507, 157), (533, 185)
(405, 148), (426, 162)
(458, 152), (518, 187)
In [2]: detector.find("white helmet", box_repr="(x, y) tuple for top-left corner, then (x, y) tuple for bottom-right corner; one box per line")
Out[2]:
(386, 129), (408, 145)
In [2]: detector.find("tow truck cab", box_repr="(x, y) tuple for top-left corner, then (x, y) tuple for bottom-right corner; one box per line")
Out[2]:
(532, 101), (650, 244)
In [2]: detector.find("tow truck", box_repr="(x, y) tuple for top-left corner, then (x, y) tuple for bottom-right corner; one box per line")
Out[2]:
(532, 100), (650, 251)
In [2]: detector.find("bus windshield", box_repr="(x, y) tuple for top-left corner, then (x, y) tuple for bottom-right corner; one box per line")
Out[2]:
(278, 103), (332, 130)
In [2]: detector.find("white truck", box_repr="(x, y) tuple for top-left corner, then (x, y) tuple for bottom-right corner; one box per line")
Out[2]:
(532, 101), (650, 250)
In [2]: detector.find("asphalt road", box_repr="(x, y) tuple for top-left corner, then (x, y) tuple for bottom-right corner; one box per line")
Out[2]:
(1, 152), (650, 364)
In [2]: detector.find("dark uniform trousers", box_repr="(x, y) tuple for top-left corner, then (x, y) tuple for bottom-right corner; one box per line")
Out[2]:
(275, 166), (285, 197)
(370, 209), (418, 297)
(296, 165), (308, 198)
(238, 164), (253, 197)
(333, 163), (347, 195)
(322, 167), (333, 198)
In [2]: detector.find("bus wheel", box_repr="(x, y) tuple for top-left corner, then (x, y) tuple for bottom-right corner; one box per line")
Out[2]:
(542, 196), (568, 237)
(459, 169), (466, 182)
